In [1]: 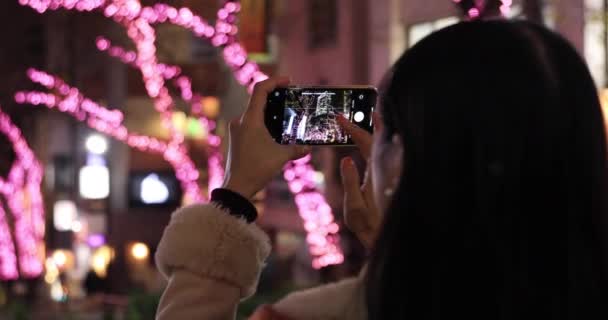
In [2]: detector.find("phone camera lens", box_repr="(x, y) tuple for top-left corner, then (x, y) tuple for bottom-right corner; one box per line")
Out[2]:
(354, 111), (365, 123)
(273, 115), (278, 120)
(275, 92), (280, 97)
(359, 94), (364, 100)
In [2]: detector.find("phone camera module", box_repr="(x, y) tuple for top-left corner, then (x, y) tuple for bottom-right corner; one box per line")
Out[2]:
(354, 111), (365, 123)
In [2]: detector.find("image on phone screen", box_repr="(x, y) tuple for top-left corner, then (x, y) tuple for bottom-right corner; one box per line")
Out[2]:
(265, 87), (376, 145)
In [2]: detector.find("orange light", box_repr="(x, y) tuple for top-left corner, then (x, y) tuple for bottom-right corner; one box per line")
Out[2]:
(130, 242), (149, 261)
(202, 97), (220, 119)
(50, 249), (74, 271)
(91, 245), (114, 278)
(600, 89), (608, 109)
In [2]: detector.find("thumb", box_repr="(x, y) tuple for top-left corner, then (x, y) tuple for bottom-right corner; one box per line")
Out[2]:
(341, 157), (365, 210)
(228, 118), (242, 137)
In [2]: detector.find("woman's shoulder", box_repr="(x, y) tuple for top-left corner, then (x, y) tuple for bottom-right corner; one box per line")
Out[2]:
(273, 274), (367, 320)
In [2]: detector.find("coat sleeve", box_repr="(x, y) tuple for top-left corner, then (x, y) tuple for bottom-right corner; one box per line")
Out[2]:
(155, 204), (271, 320)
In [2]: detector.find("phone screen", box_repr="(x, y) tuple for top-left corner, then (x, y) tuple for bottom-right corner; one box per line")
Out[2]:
(265, 87), (377, 145)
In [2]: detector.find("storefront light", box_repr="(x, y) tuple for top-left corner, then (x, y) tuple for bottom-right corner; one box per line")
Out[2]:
(87, 234), (106, 248)
(140, 174), (170, 204)
(130, 242), (149, 261)
(71, 220), (83, 233)
(53, 200), (77, 232)
(79, 155), (109, 200)
(50, 249), (74, 271)
(91, 245), (114, 278)
(85, 134), (108, 155)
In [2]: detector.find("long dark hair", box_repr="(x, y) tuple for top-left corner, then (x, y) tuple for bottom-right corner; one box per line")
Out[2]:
(365, 20), (608, 318)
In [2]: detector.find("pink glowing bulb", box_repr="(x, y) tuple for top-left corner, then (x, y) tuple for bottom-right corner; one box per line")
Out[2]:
(14, 92), (25, 104)
(225, 2), (237, 13)
(500, 5), (510, 15)
(499, 0), (512, 16)
(0, 106), (44, 279)
(468, 7), (480, 18)
(179, 8), (193, 23)
(284, 169), (296, 181)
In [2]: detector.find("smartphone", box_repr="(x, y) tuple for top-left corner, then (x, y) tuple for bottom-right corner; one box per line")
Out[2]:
(265, 86), (377, 145)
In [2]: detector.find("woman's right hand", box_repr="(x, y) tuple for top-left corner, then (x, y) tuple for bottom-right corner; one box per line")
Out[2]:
(337, 116), (381, 249)
(222, 77), (311, 199)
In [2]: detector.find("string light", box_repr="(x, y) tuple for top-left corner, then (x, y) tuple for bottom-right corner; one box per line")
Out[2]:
(16, 71), (199, 201)
(94, 36), (224, 191)
(0, 107), (44, 279)
(284, 155), (343, 269)
(18, 0), (342, 268)
(452, 0), (512, 19)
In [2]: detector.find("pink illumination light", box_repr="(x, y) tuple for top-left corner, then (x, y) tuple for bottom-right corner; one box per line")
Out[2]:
(453, 0), (511, 19)
(499, 0), (512, 16)
(93, 36), (224, 195)
(468, 7), (480, 18)
(0, 107), (44, 279)
(17, 70), (202, 203)
(18, 0), (342, 268)
(285, 155), (343, 268)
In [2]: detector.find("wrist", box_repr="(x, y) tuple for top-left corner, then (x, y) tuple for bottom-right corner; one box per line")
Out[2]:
(210, 188), (258, 223)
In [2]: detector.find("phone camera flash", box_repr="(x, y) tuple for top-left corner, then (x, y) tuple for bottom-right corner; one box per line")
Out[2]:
(354, 111), (365, 123)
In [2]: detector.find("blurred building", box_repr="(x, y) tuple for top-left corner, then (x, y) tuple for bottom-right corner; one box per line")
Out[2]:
(1, 0), (608, 316)
(276, 0), (593, 87)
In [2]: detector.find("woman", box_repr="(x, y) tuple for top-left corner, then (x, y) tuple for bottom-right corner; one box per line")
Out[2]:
(155, 20), (608, 319)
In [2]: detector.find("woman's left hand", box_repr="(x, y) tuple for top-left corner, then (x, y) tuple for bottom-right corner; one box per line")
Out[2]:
(337, 116), (381, 249)
(222, 77), (311, 199)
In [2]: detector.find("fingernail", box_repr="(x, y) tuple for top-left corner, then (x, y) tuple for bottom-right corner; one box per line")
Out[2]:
(342, 157), (354, 167)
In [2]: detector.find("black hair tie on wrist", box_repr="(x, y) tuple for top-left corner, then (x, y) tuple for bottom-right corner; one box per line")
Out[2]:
(210, 188), (258, 223)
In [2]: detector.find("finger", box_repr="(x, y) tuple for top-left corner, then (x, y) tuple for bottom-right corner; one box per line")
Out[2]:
(361, 167), (379, 224)
(337, 116), (372, 158)
(225, 119), (242, 169)
(340, 157), (366, 215)
(361, 166), (372, 194)
(227, 119), (242, 142)
(228, 118), (241, 130)
(244, 77), (291, 123)
(372, 111), (382, 131)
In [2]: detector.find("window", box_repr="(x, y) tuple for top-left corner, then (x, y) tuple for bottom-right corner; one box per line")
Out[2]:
(308, 0), (338, 49)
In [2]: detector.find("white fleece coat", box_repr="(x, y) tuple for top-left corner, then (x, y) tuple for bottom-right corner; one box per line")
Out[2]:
(155, 204), (366, 320)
